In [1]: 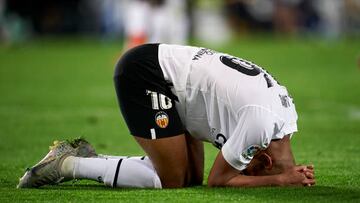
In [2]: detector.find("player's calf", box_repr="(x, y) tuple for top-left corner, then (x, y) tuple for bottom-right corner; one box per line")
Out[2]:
(61, 156), (162, 188)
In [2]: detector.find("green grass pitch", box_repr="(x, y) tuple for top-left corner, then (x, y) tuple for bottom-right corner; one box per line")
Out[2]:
(0, 37), (360, 202)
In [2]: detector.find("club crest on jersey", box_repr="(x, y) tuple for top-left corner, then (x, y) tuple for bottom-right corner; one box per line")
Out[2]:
(241, 145), (261, 161)
(155, 111), (169, 128)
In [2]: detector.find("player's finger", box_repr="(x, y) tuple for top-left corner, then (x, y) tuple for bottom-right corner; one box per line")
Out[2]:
(305, 172), (314, 179)
(305, 168), (314, 175)
(294, 165), (307, 172)
(302, 178), (315, 186)
(306, 165), (314, 173)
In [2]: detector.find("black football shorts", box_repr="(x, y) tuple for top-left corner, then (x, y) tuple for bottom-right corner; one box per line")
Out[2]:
(114, 44), (185, 139)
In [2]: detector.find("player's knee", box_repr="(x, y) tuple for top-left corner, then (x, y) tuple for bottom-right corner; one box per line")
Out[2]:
(159, 169), (187, 188)
(161, 178), (186, 188)
(192, 175), (204, 186)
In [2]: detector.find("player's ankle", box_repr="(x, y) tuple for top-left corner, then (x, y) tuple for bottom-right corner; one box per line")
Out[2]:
(60, 156), (77, 179)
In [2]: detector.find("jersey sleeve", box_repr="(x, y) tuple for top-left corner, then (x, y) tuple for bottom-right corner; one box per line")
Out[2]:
(221, 105), (285, 171)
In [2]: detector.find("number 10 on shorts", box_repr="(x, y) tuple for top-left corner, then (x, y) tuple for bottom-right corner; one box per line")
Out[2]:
(146, 90), (172, 110)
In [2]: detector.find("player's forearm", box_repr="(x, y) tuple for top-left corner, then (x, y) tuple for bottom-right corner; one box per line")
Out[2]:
(224, 174), (283, 187)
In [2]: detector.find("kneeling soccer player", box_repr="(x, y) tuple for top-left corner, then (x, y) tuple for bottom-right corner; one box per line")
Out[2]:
(18, 44), (315, 189)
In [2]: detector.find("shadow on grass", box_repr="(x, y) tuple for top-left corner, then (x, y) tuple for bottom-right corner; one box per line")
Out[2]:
(202, 186), (360, 202)
(32, 183), (360, 202)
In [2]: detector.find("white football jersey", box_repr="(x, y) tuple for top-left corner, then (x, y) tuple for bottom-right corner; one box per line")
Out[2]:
(158, 44), (298, 171)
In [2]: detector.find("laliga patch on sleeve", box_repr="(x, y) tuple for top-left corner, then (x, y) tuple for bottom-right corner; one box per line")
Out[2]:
(241, 145), (261, 161)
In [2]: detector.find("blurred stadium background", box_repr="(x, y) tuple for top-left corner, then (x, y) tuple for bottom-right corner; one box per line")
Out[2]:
(1, 0), (360, 202)
(1, 0), (360, 44)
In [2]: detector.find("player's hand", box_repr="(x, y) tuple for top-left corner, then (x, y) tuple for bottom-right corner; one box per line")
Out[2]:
(279, 165), (316, 187)
(301, 165), (315, 180)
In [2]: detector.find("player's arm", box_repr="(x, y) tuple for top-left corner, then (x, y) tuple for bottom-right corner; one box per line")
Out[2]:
(207, 151), (315, 187)
(185, 133), (204, 186)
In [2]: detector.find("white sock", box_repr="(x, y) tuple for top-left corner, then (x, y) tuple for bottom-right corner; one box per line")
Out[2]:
(61, 156), (162, 188)
(97, 154), (141, 160)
